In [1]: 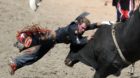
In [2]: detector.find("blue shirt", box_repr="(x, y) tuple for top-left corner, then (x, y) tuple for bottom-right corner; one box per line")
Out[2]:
(55, 22), (98, 45)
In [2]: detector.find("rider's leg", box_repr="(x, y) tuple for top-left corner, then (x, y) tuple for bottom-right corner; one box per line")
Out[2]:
(9, 40), (55, 75)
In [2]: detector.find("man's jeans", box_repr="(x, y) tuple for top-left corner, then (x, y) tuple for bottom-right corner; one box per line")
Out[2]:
(14, 40), (55, 70)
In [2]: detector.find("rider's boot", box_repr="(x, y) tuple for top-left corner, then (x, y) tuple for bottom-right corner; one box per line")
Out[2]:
(8, 58), (17, 75)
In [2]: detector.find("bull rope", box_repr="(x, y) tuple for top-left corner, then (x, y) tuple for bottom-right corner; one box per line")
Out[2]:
(111, 23), (137, 77)
(111, 24), (131, 64)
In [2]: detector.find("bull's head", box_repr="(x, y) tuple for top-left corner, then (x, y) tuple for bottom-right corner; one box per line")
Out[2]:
(64, 51), (79, 67)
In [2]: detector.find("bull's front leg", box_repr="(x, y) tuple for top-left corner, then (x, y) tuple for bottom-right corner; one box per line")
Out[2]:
(93, 66), (109, 78)
(93, 72), (101, 78)
(93, 71), (107, 78)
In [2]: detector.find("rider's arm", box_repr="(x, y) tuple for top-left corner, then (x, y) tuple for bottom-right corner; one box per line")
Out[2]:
(86, 23), (102, 30)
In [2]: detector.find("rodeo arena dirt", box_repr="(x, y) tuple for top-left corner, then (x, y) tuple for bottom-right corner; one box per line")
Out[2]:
(0, 0), (140, 78)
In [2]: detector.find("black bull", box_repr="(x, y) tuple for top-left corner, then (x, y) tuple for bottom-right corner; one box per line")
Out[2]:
(65, 7), (140, 78)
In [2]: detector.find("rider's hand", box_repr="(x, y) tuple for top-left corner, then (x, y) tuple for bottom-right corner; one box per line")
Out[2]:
(87, 35), (94, 40)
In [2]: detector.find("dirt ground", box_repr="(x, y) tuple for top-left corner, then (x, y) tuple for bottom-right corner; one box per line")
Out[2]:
(0, 0), (140, 78)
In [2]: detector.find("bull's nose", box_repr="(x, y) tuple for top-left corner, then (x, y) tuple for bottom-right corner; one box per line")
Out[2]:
(64, 58), (73, 67)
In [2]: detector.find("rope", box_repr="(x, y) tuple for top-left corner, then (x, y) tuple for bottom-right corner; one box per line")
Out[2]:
(111, 24), (131, 64)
